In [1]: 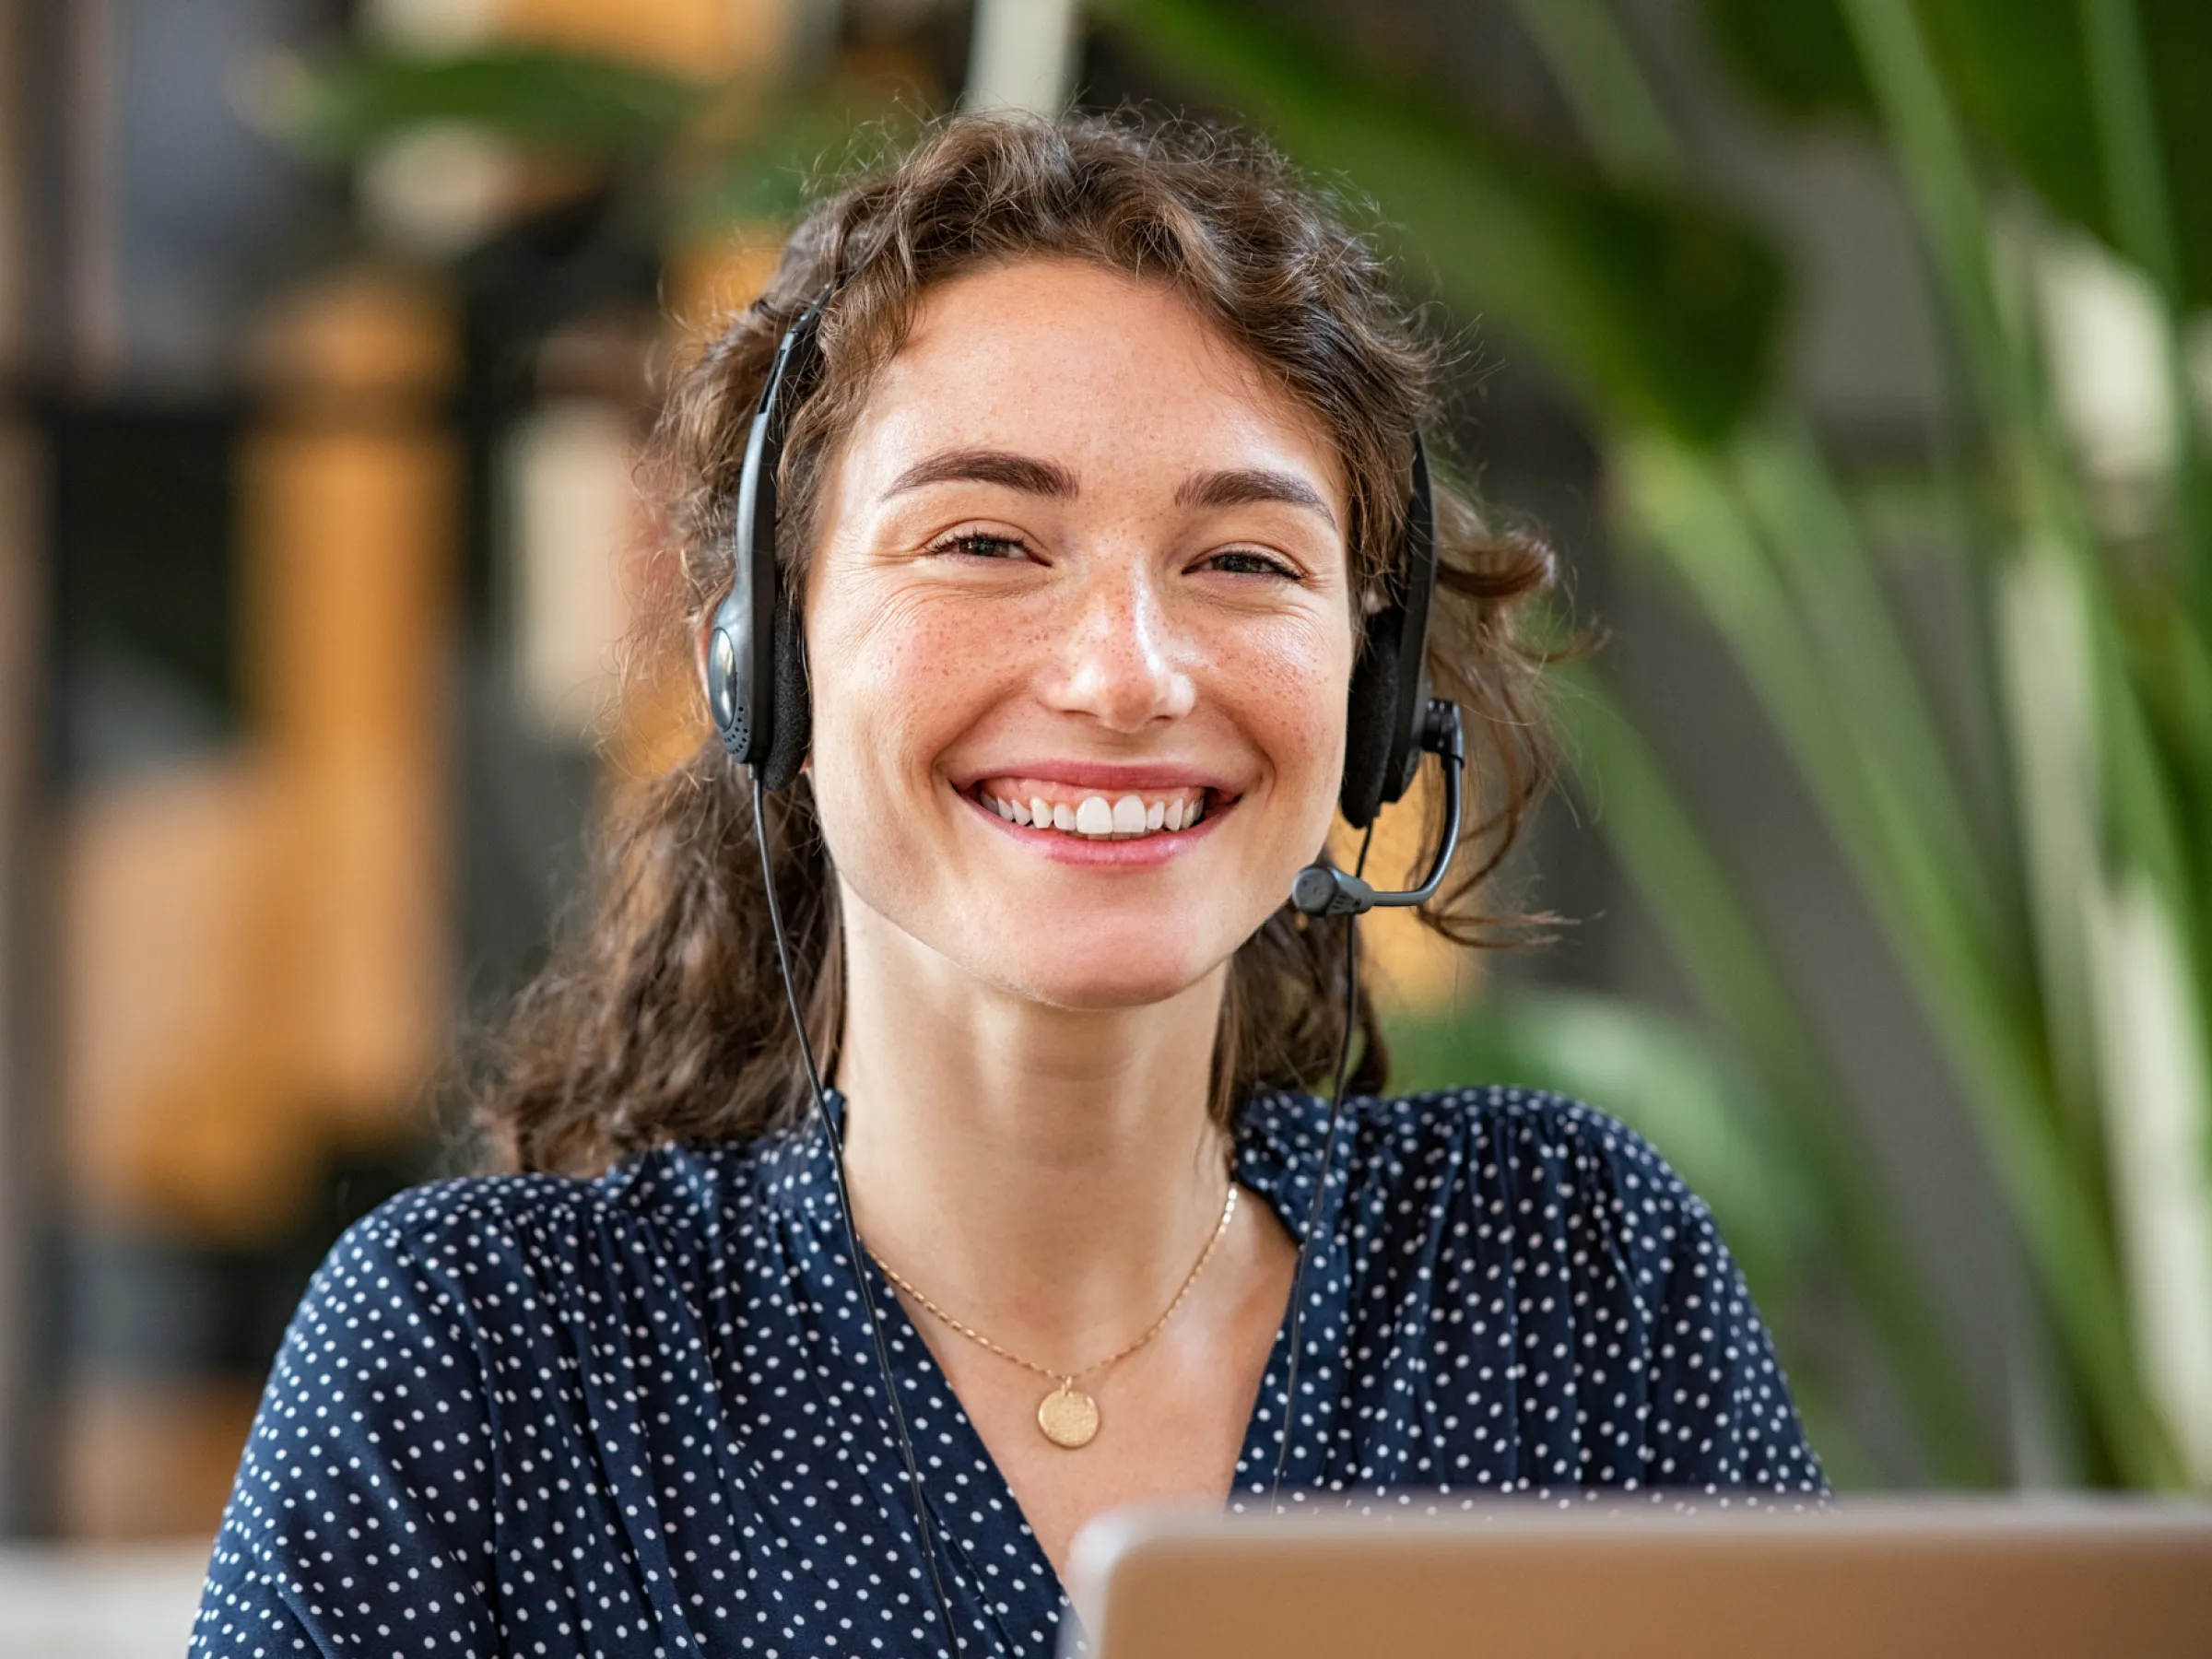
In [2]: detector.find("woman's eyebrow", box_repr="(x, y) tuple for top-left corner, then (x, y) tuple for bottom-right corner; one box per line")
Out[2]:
(1174, 467), (1336, 528)
(884, 448), (1078, 499)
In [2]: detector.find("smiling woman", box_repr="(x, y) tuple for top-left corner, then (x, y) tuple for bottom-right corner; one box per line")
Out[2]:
(190, 112), (1823, 1659)
(811, 258), (1359, 1026)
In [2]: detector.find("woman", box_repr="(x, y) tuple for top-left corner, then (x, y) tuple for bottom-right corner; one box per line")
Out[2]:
(194, 112), (1822, 1659)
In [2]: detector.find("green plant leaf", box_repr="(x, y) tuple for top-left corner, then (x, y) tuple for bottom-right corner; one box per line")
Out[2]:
(1703, 0), (2212, 310)
(1098, 0), (1787, 444)
(1555, 655), (2001, 1483)
(284, 45), (712, 163)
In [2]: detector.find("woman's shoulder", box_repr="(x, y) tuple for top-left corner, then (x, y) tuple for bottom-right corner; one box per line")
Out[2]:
(1262, 1084), (1825, 1496)
(1371, 1080), (1666, 1151)
(324, 1138), (764, 1292)
(1239, 1081), (1727, 1285)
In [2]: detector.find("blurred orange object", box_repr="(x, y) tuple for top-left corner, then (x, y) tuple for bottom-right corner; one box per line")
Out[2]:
(64, 757), (321, 1241)
(496, 0), (785, 78)
(241, 403), (454, 1136)
(57, 1373), (263, 1541)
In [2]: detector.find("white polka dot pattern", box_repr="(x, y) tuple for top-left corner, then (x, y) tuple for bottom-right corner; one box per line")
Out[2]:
(190, 1086), (1825, 1656)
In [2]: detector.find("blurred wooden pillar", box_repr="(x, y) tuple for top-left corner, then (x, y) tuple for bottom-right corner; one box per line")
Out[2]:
(241, 265), (456, 1147)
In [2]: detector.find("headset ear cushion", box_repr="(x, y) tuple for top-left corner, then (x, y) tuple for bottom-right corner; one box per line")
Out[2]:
(759, 595), (811, 793)
(1340, 626), (1399, 830)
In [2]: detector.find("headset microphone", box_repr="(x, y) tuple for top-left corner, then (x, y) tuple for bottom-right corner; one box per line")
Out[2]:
(1282, 428), (1464, 916)
(1288, 699), (1465, 917)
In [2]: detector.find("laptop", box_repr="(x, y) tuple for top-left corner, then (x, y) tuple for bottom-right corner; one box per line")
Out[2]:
(1063, 1497), (2212, 1658)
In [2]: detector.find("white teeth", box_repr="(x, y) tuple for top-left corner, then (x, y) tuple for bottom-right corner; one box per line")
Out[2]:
(980, 785), (1213, 838)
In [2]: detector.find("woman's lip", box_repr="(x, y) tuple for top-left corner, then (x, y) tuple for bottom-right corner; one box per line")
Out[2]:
(948, 759), (1241, 794)
(959, 784), (1233, 864)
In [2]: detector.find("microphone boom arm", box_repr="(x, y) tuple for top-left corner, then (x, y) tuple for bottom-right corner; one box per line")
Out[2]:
(1289, 700), (1465, 918)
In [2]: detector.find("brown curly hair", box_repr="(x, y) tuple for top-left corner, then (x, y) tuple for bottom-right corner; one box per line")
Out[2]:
(479, 110), (1559, 1175)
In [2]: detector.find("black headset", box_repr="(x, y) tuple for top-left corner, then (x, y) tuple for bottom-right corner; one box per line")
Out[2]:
(707, 293), (1466, 912)
(704, 291), (1467, 1653)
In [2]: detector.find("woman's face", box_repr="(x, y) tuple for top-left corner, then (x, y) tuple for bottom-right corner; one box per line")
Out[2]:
(802, 256), (1356, 1011)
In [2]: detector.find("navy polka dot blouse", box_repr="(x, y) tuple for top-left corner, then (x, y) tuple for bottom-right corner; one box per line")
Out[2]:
(192, 1085), (1825, 1656)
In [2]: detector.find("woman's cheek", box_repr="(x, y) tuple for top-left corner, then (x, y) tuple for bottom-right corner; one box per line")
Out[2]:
(805, 588), (919, 874)
(808, 586), (1015, 850)
(1232, 616), (1353, 828)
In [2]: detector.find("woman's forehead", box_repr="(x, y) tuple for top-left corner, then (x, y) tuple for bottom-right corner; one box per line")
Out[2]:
(836, 258), (1349, 508)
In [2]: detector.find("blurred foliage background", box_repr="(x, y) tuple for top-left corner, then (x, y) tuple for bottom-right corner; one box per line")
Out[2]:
(2, 0), (2208, 1577)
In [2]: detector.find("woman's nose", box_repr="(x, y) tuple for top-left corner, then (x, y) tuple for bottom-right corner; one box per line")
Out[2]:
(1044, 565), (1197, 733)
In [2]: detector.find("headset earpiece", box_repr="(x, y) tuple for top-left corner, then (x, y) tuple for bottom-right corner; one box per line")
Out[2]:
(1337, 433), (1438, 830)
(707, 297), (827, 791)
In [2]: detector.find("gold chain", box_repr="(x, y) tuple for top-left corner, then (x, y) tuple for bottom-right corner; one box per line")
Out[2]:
(867, 1182), (1239, 1388)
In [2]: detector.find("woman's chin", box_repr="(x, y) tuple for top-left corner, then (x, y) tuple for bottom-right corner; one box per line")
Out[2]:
(977, 938), (1228, 1015)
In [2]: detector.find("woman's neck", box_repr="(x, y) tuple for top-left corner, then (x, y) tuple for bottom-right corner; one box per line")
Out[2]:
(831, 888), (1234, 1371)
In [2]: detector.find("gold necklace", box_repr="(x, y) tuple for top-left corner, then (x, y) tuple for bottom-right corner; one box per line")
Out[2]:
(867, 1182), (1239, 1450)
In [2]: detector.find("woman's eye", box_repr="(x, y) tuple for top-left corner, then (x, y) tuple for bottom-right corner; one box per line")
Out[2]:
(929, 531), (1029, 560)
(1204, 548), (1300, 580)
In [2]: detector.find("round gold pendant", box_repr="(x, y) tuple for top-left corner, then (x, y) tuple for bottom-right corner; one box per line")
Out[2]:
(1037, 1382), (1100, 1449)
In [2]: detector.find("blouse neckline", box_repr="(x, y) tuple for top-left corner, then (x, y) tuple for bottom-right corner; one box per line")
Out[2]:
(747, 1084), (1353, 1635)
